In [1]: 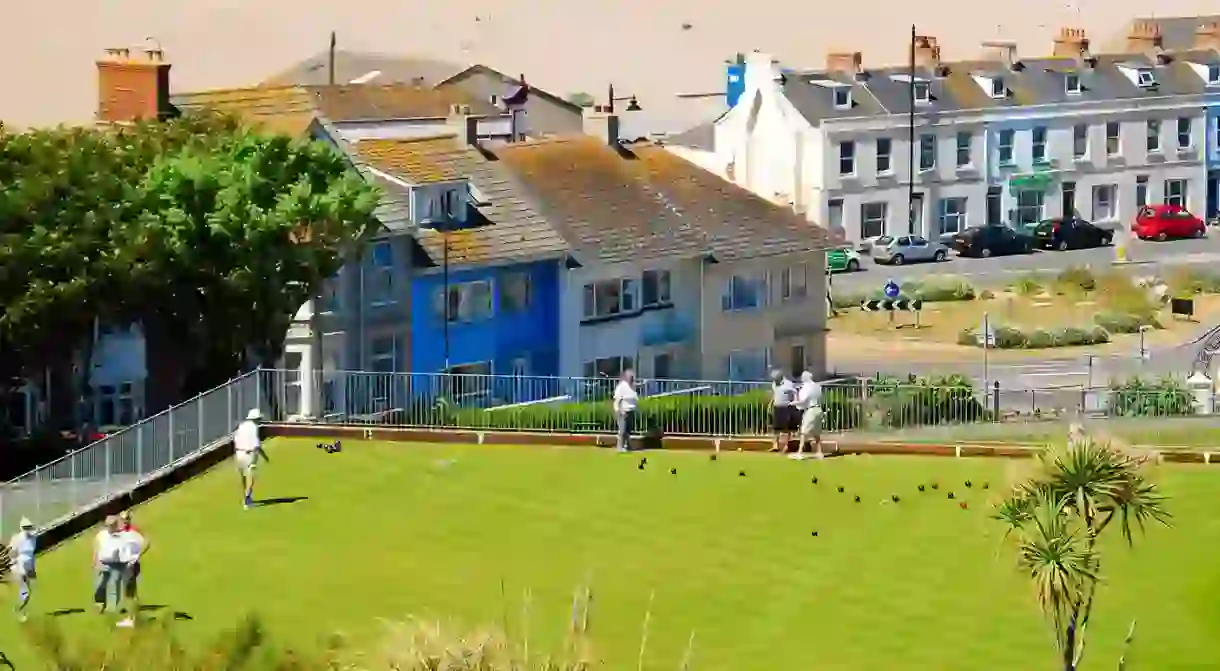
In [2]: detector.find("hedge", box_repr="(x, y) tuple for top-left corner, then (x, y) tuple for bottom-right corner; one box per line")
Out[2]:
(1108, 376), (1194, 417)
(1093, 311), (1161, 334)
(440, 375), (989, 435)
(957, 324), (1110, 349)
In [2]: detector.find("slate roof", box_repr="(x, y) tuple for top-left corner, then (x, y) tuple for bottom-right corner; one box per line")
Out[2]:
(350, 136), (569, 267)
(169, 86), (319, 135)
(1105, 17), (1220, 52)
(492, 136), (834, 265)
(665, 122), (715, 150)
(261, 50), (465, 87)
(783, 47), (1220, 125)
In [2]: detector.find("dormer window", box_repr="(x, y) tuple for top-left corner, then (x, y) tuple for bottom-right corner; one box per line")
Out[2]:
(913, 81), (930, 104)
(1136, 68), (1156, 88)
(1065, 73), (1082, 95)
(832, 86), (852, 109)
(989, 77), (1006, 98)
(1209, 64), (1220, 85)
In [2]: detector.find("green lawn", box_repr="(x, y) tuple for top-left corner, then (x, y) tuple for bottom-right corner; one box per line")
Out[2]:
(4, 439), (1219, 670)
(856, 418), (1220, 449)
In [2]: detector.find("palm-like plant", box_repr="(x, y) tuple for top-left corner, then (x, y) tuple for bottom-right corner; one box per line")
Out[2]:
(994, 431), (1170, 671)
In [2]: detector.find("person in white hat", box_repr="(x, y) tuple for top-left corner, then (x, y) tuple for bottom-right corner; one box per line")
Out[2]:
(234, 408), (270, 509)
(790, 371), (825, 461)
(7, 517), (37, 622)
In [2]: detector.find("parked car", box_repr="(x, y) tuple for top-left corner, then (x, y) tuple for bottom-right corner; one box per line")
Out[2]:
(870, 235), (949, 265)
(950, 225), (1035, 258)
(826, 246), (861, 272)
(1133, 204), (1206, 241)
(1026, 217), (1113, 250)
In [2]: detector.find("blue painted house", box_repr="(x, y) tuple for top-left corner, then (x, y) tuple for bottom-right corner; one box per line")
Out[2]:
(1206, 92), (1220, 221)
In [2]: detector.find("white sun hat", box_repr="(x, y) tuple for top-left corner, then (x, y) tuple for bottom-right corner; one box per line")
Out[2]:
(19, 517), (33, 529)
(247, 408), (263, 421)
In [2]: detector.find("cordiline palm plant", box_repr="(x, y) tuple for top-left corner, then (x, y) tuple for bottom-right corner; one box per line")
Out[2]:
(994, 431), (1170, 671)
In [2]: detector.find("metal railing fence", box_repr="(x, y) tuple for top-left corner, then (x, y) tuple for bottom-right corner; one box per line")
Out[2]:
(2, 368), (1212, 537)
(0, 370), (264, 538)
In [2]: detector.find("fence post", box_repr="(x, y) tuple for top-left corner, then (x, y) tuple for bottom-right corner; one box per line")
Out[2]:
(198, 394), (205, 449)
(136, 424), (144, 477)
(992, 380), (1001, 420)
(168, 406), (176, 464)
(228, 378), (234, 431)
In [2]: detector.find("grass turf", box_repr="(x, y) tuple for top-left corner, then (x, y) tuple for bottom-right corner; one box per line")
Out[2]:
(3, 439), (1219, 670)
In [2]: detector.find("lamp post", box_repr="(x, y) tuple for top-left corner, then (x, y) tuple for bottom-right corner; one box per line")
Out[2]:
(907, 24), (917, 236)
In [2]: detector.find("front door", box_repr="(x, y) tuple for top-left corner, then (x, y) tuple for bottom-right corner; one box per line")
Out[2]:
(909, 193), (924, 236)
(986, 187), (1003, 225)
(1208, 171), (1219, 221)
(1062, 181), (1076, 219)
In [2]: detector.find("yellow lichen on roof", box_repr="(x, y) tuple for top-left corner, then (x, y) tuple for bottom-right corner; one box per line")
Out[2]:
(356, 136), (466, 185)
(308, 84), (495, 120)
(172, 85), (319, 135)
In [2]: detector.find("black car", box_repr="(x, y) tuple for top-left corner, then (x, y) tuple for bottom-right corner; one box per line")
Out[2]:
(1027, 217), (1113, 250)
(951, 225), (1035, 258)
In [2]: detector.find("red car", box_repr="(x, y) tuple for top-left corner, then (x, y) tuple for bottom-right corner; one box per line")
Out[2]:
(1133, 204), (1206, 241)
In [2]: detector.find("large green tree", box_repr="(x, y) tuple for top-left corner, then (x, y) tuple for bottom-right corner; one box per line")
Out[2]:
(0, 112), (379, 432)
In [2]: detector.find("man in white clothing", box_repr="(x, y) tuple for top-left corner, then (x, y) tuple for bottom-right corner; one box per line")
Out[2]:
(612, 370), (639, 452)
(234, 408), (270, 509)
(791, 372), (825, 460)
(768, 369), (798, 453)
(93, 516), (125, 614)
(114, 519), (147, 628)
(7, 517), (37, 622)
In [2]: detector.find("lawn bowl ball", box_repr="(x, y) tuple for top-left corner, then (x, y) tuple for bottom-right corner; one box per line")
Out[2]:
(931, 483), (940, 490)
(670, 468), (678, 475)
(738, 470), (746, 477)
(853, 495), (861, 503)
(333, 441), (342, 452)
(947, 492), (955, 500)
(890, 494), (900, 503)
(638, 463), (646, 471)
(316, 443), (326, 450)
(917, 484), (926, 492)
(982, 482), (989, 490)
(811, 531), (819, 537)
(709, 454), (717, 461)
(965, 480), (972, 488)
(811, 477), (819, 484)
(638, 458), (647, 469)
(836, 486), (845, 493)
(959, 502), (969, 509)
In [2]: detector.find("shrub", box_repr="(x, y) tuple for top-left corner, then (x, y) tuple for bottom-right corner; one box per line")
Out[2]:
(958, 324), (1109, 349)
(979, 288), (996, 300)
(1012, 274), (1044, 297)
(907, 275), (976, 302)
(1055, 265), (1097, 292)
(861, 374), (989, 427)
(1095, 274), (1158, 319)
(1165, 266), (1220, 295)
(1094, 311), (1161, 334)
(1108, 376), (1195, 417)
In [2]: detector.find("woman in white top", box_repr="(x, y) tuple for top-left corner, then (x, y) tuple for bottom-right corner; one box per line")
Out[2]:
(93, 516), (125, 614)
(612, 369), (639, 452)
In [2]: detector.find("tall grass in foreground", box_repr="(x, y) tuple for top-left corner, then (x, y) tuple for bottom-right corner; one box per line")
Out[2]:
(21, 584), (691, 670)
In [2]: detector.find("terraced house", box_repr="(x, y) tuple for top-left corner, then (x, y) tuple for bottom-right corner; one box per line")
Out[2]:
(669, 22), (1220, 245)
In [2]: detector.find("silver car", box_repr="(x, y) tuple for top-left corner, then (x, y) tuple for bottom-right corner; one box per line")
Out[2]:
(870, 234), (949, 265)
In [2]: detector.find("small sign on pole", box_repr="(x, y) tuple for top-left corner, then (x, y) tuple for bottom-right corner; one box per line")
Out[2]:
(1171, 297), (1194, 320)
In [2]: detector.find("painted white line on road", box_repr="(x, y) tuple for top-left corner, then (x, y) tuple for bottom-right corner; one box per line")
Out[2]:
(1019, 371), (1089, 378)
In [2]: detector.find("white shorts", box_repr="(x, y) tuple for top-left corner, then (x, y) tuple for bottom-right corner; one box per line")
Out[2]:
(799, 407), (824, 438)
(235, 451), (258, 475)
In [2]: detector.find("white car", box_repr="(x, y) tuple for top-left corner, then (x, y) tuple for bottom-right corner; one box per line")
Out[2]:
(870, 235), (949, 265)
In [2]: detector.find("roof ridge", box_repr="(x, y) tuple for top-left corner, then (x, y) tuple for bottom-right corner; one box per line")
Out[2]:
(356, 134), (459, 148)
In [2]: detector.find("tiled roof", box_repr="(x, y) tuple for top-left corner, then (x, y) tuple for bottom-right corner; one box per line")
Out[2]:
(261, 50), (465, 88)
(351, 135), (569, 266)
(493, 136), (834, 265)
(356, 137), (467, 185)
(307, 84), (498, 121)
(169, 86), (318, 135)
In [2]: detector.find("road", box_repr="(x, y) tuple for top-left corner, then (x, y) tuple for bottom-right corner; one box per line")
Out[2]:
(832, 235), (1220, 292)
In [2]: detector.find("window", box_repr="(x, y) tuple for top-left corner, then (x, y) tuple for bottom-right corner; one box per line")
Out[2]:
(789, 345), (806, 378)
(1073, 124), (1089, 159)
(1135, 176), (1148, 208)
(1015, 190), (1045, 225)
(1105, 122), (1121, 156)
(1146, 119), (1161, 153)
(721, 272), (769, 311)
(780, 264), (808, 302)
(1215, 117), (1220, 149)
(990, 77), (1006, 98)
(827, 199), (845, 233)
(1136, 68), (1156, 87)
(1032, 126), (1048, 164)
(725, 348), (770, 381)
(1166, 179), (1188, 208)
(860, 201), (888, 238)
(437, 280), (493, 323)
(583, 356), (634, 380)
(582, 279), (637, 318)
(937, 197), (967, 235)
(500, 273), (531, 313)
(833, 86), (852, 108)
(641, 269), (672, 306)
(447, 361), (493, 401)
(912, 80), (930, 104)
(1177, 117), (1193, 149)
(319, 270), (342, 313)
(1092, 184), (1117, 221)
(94, 382), (137, 427)
(369, 335), (397, 373)
(369, 241), (394, 304)
(838, 141), (855, 175)
(918, 134), (935, 171)
(652, 352), (674, 380)
(1065, 73), (1082, 95)
(447, 361), (491, 377)
(955, 132), (972, 167)
(876, 138), (892, 174)
(1208, 64), (1220, 85)
(998, 129), (1015, 165)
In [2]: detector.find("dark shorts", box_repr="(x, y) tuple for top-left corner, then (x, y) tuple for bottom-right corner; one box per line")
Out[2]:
(772, 406), (799, 433)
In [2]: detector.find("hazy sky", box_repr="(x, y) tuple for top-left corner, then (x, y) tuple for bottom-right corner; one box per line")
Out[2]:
(3, 0), (1216, 129)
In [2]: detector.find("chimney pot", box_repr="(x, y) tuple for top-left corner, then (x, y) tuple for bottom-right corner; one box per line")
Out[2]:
(1194, 22), (1220, 51)
(1127, 20), (1163, 53)
(1052, 27), (1090, 59)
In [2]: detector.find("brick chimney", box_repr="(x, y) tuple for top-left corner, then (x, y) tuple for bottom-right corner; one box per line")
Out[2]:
(914, 36), (941, 69)
(96, 47), (173, 124)
(1053, 27), (1091, 59)
(1126, 20), (1163, 53)
(825, 51), (863, 74)
(1195, 22), (1220, 52)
